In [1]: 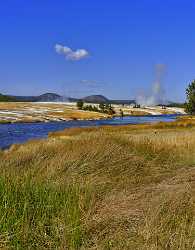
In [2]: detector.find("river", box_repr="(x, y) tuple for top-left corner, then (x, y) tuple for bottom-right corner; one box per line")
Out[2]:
(0, 114), (181, 149)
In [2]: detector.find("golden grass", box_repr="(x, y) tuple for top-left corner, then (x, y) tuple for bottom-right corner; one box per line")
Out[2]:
(1, 120), (195, 248)
(48, 110), (109, 120)
(49, 117), (195, 139)
(0, 102), (73, 110)
(125, 110), (150, 116)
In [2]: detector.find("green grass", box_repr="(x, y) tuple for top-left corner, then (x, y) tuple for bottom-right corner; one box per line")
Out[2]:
(0, 120), (12, 124)
(0, 177), (90, 249)
(1, 122), (195, 248)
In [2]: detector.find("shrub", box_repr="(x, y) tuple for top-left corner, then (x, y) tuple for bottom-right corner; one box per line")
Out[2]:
(76, 100), (84, 110)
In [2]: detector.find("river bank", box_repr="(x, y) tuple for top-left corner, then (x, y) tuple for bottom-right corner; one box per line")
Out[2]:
(0, 114), (181, 150)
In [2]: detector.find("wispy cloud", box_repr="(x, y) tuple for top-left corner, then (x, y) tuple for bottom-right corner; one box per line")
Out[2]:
(55, 44), (89, 61)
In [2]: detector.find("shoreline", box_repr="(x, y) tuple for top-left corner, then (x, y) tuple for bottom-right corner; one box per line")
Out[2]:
(0, 113), (184, 125)
(0, 114), (186, 151)
(0, 116), (112, 124)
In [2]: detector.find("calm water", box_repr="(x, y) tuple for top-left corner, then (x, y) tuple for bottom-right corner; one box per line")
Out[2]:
(0, 114), (181, 149)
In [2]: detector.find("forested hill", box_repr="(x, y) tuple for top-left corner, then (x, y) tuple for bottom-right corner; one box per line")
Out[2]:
(0, 94), (16, 102)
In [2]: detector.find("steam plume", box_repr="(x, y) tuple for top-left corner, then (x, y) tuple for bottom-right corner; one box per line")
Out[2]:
(136, 64), (166, 106)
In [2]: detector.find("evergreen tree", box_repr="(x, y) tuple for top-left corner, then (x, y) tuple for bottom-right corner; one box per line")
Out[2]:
(185, 80), (195, 114)
(76, 100), (84, 110)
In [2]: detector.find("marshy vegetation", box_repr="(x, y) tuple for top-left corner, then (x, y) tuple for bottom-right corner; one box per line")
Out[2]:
(1, 118), (195, 248)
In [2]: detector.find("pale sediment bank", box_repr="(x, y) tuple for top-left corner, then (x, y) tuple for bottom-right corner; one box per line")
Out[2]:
(0, 102), (185, 124)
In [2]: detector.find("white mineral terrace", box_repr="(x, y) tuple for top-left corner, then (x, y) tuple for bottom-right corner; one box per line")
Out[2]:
(0, 102), (186, 123)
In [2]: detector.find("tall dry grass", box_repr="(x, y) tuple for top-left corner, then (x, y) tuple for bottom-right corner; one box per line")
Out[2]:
(1, 121), (195, 248)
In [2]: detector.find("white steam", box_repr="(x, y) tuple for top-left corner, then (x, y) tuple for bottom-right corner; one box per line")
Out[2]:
(136, 64), (166, 106)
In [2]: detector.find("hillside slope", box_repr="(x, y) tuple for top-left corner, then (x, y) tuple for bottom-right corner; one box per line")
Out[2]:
(0, 93), (16, 102)
(2, 92), (136, 104)
(9, 93), (61, 102)
(82, 94), (109, 103)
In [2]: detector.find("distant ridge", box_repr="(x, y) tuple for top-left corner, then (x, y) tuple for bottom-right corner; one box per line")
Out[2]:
(0, 93), (16, 102)
(37, 93), (62, 102)
(0, 92), (135, 104)
(82, 95), (109, 103)
(69, 95), (135, 105)
(83, 95), (136, 105)
(7, 93), (62, 102)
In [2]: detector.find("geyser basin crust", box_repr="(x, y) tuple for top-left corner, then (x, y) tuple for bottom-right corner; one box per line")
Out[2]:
(0, 102), (185, 124)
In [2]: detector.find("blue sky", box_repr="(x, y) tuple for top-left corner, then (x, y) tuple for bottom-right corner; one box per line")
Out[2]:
(0, 0), (195, 101)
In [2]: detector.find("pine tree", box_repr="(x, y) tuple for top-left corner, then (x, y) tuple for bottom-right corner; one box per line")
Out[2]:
(185, 80), (195, 114)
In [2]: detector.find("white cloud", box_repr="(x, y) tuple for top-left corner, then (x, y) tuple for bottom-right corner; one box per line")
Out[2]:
(55, 44), (89, 61)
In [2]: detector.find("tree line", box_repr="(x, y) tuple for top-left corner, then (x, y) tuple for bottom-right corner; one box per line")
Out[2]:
(76, 100), (116, 115)
(185, 80), (195, 114)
